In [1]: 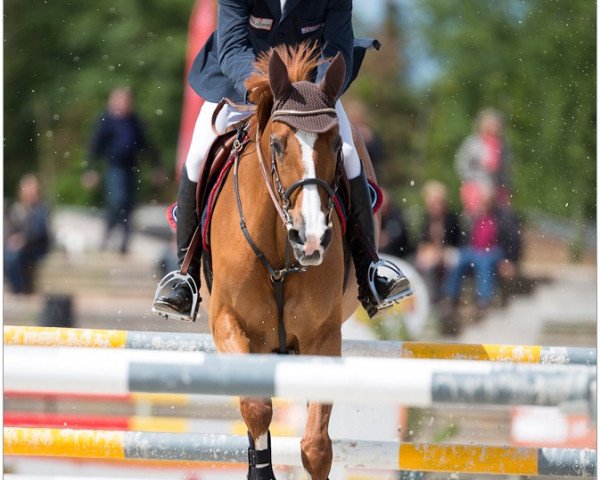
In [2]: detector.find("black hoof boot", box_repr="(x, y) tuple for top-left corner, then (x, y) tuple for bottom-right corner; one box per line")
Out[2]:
(247, 431), (276, 480)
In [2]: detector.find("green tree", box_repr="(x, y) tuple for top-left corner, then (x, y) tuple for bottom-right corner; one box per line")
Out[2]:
(414, 0), (595, 221)
(349, 0), (420, 189)
(4, 0), (191, 204)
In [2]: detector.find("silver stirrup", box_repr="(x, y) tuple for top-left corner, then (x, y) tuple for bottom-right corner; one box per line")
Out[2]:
(152, 271), (199, 322)
(367, 259), (414, 309)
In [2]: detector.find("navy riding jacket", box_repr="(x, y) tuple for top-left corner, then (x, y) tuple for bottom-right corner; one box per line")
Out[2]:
(189, 0), (355, 103)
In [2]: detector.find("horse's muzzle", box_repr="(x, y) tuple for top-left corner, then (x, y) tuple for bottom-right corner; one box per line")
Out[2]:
(288, 226), (332, 266)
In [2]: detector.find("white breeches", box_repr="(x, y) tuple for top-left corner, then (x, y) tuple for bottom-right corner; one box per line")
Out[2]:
(184, 100), (362, 181)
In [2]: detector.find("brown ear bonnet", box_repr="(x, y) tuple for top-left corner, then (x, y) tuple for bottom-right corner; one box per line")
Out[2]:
(269, 51), (346, 133)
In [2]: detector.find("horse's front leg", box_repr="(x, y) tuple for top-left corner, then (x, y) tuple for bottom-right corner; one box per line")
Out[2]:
(211, 309), (276, 479)
(302, 402), (334, 480)
(240, 396), (275, 479)
(300, 324), (342, 480)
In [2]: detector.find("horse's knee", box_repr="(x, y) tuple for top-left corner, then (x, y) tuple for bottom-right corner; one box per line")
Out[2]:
(240, 397), (273, 438)
(300, 434), (332, 480)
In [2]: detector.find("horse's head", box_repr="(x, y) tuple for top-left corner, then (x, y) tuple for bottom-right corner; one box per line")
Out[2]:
(248, 46), (346, 267)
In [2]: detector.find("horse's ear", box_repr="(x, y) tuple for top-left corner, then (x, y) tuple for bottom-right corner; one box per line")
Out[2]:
(269, 50), (293, 101)
(319, 52), (346, 102)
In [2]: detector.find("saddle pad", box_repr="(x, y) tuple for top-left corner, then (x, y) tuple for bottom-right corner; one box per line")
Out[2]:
(165, 164), (384, 252)
(369, 179), (383, 214)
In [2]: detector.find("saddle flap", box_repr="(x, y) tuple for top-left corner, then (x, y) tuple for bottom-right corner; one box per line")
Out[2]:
(196, 130), (238, 212)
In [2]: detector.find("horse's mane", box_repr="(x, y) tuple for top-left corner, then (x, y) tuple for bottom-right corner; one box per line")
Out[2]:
(245, 42), (322, 137)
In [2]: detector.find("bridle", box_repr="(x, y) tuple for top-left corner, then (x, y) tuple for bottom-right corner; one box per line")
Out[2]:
(232, 104), (344, 354)
(256, 108), (343, 234)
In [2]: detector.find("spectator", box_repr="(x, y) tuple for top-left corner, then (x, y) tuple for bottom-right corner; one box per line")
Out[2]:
(455, 108), (512, 215)
(415, 181), (461, 303)
(84, 87), (162, 254)
(379, 188), (413, 258)
(4, 174), (50, 294)
(442, 184), (514, 317)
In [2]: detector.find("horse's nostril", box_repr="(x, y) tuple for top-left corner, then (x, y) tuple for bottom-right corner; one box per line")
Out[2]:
(304, 250), (321, 263)
(288, 228), (304, 245)
(321, 227), (333, 250)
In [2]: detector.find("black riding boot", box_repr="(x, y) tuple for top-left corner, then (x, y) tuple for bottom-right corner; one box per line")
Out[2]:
(348, 167), (412, 317)
(152, 167), (202, 321)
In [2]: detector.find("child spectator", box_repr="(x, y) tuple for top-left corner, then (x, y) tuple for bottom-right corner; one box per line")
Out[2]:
(415, 181), (461, 303)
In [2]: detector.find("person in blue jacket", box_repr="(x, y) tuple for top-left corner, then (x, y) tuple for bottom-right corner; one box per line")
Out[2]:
(86, 87), (161, 254)
(153, 0), (412, 320)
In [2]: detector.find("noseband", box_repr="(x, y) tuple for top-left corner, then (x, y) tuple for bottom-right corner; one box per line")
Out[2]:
(257, 107), (343, 234)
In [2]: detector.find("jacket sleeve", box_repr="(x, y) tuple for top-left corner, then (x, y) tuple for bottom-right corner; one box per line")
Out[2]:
(217, 0), (256, 100)
(88, 114), (110, 166)
(23, 205), (50, 255)
(446, 212), (462, 247)
(317, 0), (354, 95)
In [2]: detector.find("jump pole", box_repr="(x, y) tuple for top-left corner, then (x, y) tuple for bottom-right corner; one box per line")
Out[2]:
(4, 476), (169, 480)
(3, 412), (295, 436)
(4, 325), (596, 365)
(5, 346), (595, 408)
(4, 477), (176, 480)
(4, 427), (596, 477)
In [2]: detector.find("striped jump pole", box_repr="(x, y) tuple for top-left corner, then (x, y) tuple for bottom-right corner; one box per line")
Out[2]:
(3, 389), (240, 407)
(4, 427), (596, 477)
(4, 477), (165, 480)
(5, 346), (595, 408)
(4, 325), (596, 365)
(3, 390), (295, 421)
(4, 477), (171, 480)
(3, 411), (296, 436)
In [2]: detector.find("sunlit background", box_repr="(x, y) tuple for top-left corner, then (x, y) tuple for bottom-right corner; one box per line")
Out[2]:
(4, 1), (597, 479)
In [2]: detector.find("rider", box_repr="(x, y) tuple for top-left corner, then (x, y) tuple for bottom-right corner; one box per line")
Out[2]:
(153, 0), (413, 320)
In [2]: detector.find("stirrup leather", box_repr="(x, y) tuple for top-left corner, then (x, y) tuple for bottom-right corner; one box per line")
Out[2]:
(152, 271), (199, 322)
(367, 259), (414, 309)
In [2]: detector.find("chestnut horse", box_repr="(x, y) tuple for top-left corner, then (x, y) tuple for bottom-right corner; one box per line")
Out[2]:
(201, 44), (379, 479)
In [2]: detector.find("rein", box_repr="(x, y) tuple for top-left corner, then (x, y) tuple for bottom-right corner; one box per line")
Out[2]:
(233, 127), (306, 355)
(231, 103), (343, 355)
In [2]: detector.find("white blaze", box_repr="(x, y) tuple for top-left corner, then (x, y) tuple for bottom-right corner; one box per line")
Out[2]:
(295, 130), (327, 244)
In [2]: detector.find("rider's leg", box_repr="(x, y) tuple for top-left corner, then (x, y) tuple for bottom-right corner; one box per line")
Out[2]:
(336, 101), (412, 317)
(153, 101), (250, 319)
(152, 165), (202, 318)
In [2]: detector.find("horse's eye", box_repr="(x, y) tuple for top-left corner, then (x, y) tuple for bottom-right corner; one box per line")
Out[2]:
(270, 137), (284, 158)
(332, 135), (343, 154)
